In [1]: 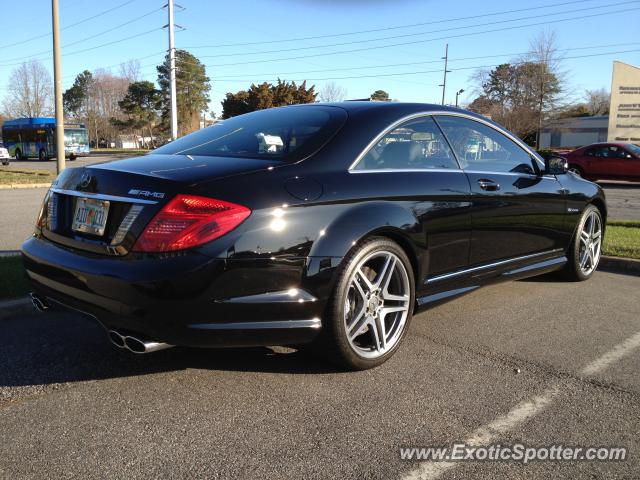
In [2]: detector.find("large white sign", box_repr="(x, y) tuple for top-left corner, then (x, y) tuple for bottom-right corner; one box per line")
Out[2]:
(608, 61), (640, 144)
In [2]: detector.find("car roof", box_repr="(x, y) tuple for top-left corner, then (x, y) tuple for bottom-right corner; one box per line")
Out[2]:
(305, 101), (472, 115)
(580, 142), (631, 149)
(293, 101), (501, 129)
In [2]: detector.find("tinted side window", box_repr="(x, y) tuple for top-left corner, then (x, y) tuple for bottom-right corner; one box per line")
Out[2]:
(435, 115), (534, 174)
(354, 116), (458, 170)
(591, 146), (616, 158)
(608, 146), (627, 158)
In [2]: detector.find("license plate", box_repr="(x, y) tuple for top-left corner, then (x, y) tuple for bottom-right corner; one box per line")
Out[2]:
(72, 198), (110, 236)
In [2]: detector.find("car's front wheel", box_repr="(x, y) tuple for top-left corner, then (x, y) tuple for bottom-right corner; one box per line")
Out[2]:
(322, 237), (415, 370)
(563, 205), (603, 281)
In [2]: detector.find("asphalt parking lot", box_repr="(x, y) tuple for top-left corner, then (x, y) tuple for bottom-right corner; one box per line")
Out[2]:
(0, 270), (639, 479)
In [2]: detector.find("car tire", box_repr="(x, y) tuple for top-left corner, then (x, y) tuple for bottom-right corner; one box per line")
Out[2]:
(38, 149), (48, 161)
(69, 154), (77, 161)
(562, 205), (603, 282)
(14, 149), (23, 161)
(568, 165), (583, 177)
(320, 236), (415, 370)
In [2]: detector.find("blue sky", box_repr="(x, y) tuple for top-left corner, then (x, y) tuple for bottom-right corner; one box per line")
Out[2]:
(1, 0), (639, 116)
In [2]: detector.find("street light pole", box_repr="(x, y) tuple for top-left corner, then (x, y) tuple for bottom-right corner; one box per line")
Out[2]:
(168, 0), (178, 140)
(51, 0), (65, 173)
(455, 88), (465, 108)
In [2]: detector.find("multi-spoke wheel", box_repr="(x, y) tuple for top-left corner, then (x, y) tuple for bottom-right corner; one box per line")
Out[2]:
(322, 237), (415, 370)
(563, 205), (603, 281)
(578, 209), (602, 276)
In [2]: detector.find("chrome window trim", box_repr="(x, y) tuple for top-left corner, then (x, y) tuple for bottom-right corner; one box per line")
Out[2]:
(426, 248), (564, 284)
(349, 168), (464, 174)
(348, 110), (544, 173)
(463, 169), (555, 178)
(50, 188), (159, 205)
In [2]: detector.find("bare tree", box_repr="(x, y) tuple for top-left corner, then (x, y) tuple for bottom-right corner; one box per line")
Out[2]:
(119, 59), (142, 83)
(89, 69), (131, 146)
(64, 68), (131, 146)
(2, 60), (53, 117)
(584, 88), (610, 116)
(522, 30), (565, 148)
(319, 82), (347, 102)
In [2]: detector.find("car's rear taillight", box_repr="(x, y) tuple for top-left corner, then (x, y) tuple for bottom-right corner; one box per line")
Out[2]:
(34, 190), (51, 234)
(133, 194), (251, 253)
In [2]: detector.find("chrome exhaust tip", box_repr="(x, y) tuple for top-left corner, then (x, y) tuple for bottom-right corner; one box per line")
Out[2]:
(107, 330), (126, 348)
(107, 329), (173, 354)
(30, 292), (50, 312)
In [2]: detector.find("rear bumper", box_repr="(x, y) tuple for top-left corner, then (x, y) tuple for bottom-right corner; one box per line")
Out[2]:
(22, 236), (328, 347)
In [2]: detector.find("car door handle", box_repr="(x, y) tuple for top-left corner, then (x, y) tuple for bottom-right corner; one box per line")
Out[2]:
(478, 179), (500, 191)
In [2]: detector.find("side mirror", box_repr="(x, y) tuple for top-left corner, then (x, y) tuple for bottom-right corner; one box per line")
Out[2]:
(545, 155), (568, 175)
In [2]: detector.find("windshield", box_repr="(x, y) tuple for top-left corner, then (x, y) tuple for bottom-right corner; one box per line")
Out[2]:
(64, 128), (89, 146)
(627, 143), (640, 156)
(153, 106), (347, 162)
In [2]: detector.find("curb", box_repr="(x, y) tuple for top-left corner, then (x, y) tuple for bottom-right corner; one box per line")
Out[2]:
(0, 297), (35, 321)
(0, 183), (51, 190)
(598, 255), (640, 276)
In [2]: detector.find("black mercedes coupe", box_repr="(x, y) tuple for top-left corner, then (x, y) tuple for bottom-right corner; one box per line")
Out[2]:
(22, 102), (606, 369)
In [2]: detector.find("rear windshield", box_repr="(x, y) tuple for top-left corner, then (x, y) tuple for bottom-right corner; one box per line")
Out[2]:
(153, 106), (347, 162)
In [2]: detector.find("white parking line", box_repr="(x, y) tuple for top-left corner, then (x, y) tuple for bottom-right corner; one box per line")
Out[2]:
(580, 331), (640, 377)
(402, 330), (640, 480)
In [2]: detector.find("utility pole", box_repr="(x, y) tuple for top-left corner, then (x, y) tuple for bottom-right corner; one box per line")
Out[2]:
(51, 0), (65, 173)
(439, 44), (450, 106)
(167, 0), (178, 140)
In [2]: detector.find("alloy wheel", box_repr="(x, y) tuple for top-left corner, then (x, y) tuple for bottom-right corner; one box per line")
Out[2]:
(343, 250), (411, 359)
(578, 210), (602, 276)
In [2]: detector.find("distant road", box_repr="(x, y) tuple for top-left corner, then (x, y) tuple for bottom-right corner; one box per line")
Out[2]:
(598, 181), (640, 221)
(3, 154), (129, 171)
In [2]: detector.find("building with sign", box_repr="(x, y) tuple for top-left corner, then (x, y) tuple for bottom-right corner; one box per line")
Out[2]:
(540, 61), (640, 149)
(608, 61), (640, 144)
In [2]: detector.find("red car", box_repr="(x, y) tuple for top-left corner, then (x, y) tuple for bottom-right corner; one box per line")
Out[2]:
(563, 142), (640, 182)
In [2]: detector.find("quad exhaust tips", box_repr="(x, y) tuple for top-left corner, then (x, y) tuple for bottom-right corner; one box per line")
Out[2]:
(107, 329), (173, 354)
(30, 292), (50, 312)
(29, 293), (172, 354)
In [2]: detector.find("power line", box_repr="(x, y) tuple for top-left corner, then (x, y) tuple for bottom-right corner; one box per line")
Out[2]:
(0, 28), (165, 67)
(61, 51), (167, 81)
(198, 6), (640, 68)
(206, 41), (640, 79)
(182, 0), (596, 49)
(191, 1), (639, 59)
(62, 7), (164, 49)
(36, 39), (640, 87)
(0, 0), (139, 49)
(0, 8), (165, 66)
(205, 49), (640, 83)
